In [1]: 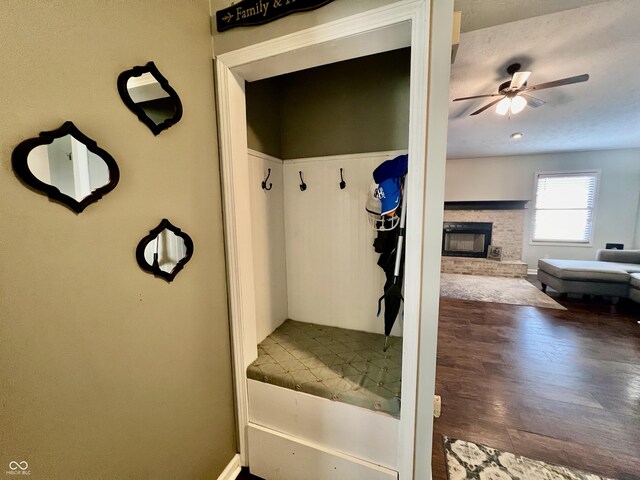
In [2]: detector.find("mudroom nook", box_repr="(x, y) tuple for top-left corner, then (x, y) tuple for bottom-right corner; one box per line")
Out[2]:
(214, 2), (452, 478)
(242, 50), (410, 477)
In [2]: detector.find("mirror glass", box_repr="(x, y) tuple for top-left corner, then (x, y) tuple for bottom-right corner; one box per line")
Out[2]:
(135, 219), (193, 282)
(142, 228), (187, 274)
(126, 72), (178, 127)
(117, 62), (183, 135)
(12, 121), (120, 213)
(27, 135), (111, 202)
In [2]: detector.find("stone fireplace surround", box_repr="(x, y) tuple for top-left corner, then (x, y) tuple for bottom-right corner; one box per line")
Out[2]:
(441, 201), (528, 278)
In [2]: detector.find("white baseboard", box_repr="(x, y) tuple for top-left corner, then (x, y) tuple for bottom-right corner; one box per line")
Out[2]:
(217, 454), (242, 480)
(527, 268), (537, 276)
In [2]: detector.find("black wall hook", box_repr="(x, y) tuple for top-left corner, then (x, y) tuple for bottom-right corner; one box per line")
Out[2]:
(339, 168), (346, 190)
(261, 168), (272, 191)
(299, 171), (307, 191)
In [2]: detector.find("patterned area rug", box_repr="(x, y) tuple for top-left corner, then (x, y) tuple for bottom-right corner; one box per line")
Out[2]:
(440, 273), (566, 310)
(444, 437), (615, 480)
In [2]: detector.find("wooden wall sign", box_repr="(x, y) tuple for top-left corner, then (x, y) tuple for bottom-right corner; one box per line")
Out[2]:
(216, 0), (335, 32)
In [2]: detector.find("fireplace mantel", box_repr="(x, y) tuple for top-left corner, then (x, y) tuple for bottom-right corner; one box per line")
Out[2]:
(444, 200), (529, 210)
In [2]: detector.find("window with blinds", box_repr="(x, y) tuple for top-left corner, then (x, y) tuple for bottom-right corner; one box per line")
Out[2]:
(532, 171), (599, 243)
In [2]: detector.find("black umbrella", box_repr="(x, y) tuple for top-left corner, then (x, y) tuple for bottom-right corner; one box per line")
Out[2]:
(375, 179), (407, 351)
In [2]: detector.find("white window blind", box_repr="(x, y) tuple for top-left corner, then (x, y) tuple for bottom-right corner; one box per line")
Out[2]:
(532, 172), (598, 243)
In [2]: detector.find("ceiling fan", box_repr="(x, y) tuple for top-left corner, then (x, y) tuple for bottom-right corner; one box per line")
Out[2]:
(453, 63), (589, 116)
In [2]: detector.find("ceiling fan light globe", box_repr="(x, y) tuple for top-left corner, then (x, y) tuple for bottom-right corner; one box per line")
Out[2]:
(495, 97), (511, 115)
(510, 95), (527, 114)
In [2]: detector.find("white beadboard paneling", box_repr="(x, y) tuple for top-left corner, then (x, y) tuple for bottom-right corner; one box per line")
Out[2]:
(283, 151), (407, 335)
(249, 150), (289, 342)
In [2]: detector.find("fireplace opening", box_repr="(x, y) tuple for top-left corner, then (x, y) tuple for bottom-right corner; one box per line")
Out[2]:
(442, 222), (493, 258)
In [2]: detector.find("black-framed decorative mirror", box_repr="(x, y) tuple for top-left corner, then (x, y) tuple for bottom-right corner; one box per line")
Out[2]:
(117, 61), (183, 135)
(12, 121), (120, 213)
(136, 219), (194, 282)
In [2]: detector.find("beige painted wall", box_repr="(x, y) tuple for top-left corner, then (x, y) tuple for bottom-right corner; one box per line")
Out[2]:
(246, 49), (410, 159)
(210, 0), (403, 55)
(280, 49), (410, 159)
(0, 2), (236, 479)
(445, 149), (640, 268)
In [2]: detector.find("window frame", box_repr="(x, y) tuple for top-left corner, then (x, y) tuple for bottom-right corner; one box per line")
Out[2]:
(530, 169), (601, 247)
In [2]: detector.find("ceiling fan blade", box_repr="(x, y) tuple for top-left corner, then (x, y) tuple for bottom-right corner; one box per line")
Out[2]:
(453, 93), (503, 102)
(469, 97), (505, 116)
(520, 93), (545, 108)
(524, 74), (589, 92)
(510, 71), (531, 89)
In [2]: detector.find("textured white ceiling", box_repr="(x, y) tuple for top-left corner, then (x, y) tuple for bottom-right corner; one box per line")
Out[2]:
(453, 0), (611, 32)
(447, 0), (640, 158)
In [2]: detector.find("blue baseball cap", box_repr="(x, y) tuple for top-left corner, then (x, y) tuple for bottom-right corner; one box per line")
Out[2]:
(375, 177), (402, 215)
(373, 154), (408, 184)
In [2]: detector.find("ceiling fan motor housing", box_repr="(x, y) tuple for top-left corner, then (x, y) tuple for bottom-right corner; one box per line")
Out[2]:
(499, 80), (514, 93)
(500, 63), (526, 93)
(506, 63), (521, 75)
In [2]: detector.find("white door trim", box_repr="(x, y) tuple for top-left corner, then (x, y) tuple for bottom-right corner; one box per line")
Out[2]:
(214, 1), (451, 478)
(217, 0), (421, 71)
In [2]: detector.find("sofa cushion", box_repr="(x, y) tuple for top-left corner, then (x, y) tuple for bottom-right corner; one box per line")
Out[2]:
(630, 273), (640, 289)
(596, 249), (640, 264)
(537, 259), (637, 283)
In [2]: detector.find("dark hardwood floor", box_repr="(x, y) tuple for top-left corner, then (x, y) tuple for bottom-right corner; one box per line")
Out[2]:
(432, 290), (640, 480)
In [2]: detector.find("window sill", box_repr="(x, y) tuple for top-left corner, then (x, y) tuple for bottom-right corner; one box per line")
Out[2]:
(529, 241), (593, 247)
